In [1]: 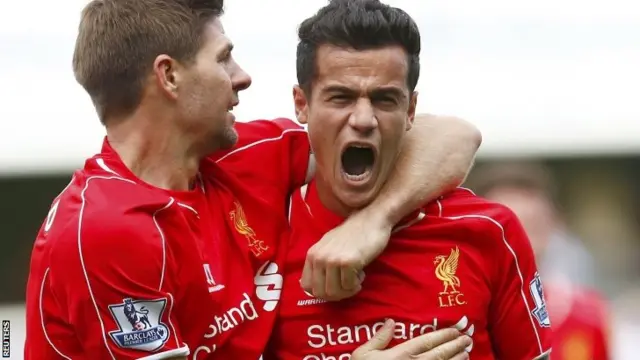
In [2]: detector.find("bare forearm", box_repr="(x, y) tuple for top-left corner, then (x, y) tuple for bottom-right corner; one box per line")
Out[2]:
(363, 114), (481, 226)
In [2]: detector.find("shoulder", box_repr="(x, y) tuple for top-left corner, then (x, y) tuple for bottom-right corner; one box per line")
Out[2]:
(50, 172), (174, 265)
(211, 118), (307, 163)
(235, 118), (305, 137)
(434, 187), (521, 230)
(419, 188), (531, 261)
(83, 176), (172, 215)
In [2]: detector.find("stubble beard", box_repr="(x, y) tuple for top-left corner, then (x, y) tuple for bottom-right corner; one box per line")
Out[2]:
(217, 124), (238, 150)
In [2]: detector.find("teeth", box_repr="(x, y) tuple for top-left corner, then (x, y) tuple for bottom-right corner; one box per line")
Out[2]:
(342, 169), (371, 182)
(345, 173), (367, 181)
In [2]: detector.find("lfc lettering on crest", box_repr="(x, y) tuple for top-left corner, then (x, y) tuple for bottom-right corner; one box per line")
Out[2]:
(434, 246), (467, 308)
(230, 201), (269, 257)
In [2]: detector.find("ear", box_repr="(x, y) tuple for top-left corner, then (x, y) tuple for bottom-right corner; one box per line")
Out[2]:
(293, 85), (310, 125)
(153, 54), (181, 100)
(406, 91), (418, 131)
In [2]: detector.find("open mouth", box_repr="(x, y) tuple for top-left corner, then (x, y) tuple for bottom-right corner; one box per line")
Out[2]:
(341, 145), (375, 182)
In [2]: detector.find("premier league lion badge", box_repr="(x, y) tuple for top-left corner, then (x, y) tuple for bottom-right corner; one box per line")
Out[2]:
(529, 273), (551, 328)
(108, 298), (170, 351)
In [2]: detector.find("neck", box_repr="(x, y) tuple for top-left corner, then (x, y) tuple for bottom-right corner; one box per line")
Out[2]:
(314, 176), (358, 218)
(106, 110), (204, 192)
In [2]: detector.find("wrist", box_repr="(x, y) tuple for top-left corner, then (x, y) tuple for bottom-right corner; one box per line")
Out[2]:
(357, 204), (395, 231)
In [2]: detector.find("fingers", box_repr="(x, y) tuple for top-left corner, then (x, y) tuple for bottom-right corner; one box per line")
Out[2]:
(351, 319), (396, 358)
(447, 352), (470, 360)
(340, 265), (363, 291)
(302, 255), (343, 300)
(312, 262), (327, 299)
(391, 328), (462, 355)
(353, 326), (472, 360)
(300, 258), (313, 294)
(320, 264), (362, 300)
(325, 265), (342, 298)
(412, 333), (472, 360)
(302, 247), (363, 301)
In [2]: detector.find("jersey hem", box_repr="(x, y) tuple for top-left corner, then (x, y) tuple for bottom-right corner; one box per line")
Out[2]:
(137, 345), (190, 360)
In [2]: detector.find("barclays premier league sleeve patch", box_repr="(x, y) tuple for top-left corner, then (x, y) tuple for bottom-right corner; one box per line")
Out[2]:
(108, 298), (170, 351)
(529, 273), (550, 328)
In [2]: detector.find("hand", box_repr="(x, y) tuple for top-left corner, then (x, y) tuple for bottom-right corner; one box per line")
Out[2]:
(301, 208), (393, 301)
(352, 319), (471, 360)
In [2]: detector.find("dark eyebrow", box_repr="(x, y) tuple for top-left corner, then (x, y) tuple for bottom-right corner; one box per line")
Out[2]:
(322, 85), (357, 95)
(370, 86), (407, 99)
(322, 85), (406, 99)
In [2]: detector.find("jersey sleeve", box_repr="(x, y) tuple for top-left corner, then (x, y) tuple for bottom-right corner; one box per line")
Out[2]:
(210, 118), (311, 194)
(48, 210), (188, 359)
(488, 207), (552, 360)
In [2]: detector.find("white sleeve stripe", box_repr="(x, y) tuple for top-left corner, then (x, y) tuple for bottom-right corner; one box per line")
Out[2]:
(39, 268), (72, 360)
(298, 185), (315, 218)
(78, 175), (138, 360)
(456, 186), (476, 195)
(305, 154), (316, 184)
(214, 128), (307, 163)
(391, 212), (426, 234)
(153, 198), (176, 291)
(53, 176), (75, 202)
(436, 199), (443, 217)
(166, 293), (181, 350)
(437, 201), (544, 354)
(287, 194), (294, 224)
(137, 345), (190, 360)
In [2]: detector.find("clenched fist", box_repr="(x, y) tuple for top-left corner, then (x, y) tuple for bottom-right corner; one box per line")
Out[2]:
(301, 208), (392, 301)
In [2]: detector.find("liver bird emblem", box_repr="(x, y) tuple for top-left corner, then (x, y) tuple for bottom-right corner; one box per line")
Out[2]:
(434, 246), (461, 295)
(229, 201), (268, 256)
(230, 201), (257, 238)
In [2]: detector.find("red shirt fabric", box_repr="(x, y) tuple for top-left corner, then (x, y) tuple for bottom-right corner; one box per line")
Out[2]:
(267, 182), (553, 360)
(546, 280), (610, 360)
(25, 119), (309, 360)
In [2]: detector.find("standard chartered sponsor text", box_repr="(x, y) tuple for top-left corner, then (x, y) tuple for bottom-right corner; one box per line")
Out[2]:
(304, 316), (475, 360)
(193, 292), (258, 358)
(304, 319), (438, 360)
(309, 318), (438, 347)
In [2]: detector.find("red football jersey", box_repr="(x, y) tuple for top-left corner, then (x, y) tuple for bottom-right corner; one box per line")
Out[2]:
(25, 119), (308, 360)
(267, 183), (552, 360)
(545, 280), (610, 360)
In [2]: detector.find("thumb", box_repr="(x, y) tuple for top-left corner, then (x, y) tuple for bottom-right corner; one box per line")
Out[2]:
(352, 319), (395, 357)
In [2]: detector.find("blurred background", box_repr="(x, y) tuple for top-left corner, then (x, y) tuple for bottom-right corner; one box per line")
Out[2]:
(1, 0), (638, 359)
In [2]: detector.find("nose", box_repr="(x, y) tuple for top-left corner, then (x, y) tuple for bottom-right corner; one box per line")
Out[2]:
(231, 65), (252, 93)
(348, 99), (377, 134)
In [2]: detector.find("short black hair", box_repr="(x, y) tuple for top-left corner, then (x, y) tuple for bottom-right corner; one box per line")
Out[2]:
(296, 0), (421, 94)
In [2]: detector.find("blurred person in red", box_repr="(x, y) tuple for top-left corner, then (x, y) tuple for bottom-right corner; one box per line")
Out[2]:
(267, 1), (552, 359)
(23, 0), (482, 359)
(474, 162), (611, 360)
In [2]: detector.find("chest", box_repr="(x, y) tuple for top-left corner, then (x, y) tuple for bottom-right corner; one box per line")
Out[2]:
(158, 181), (288, 359)
(274, 224), (496, 359)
